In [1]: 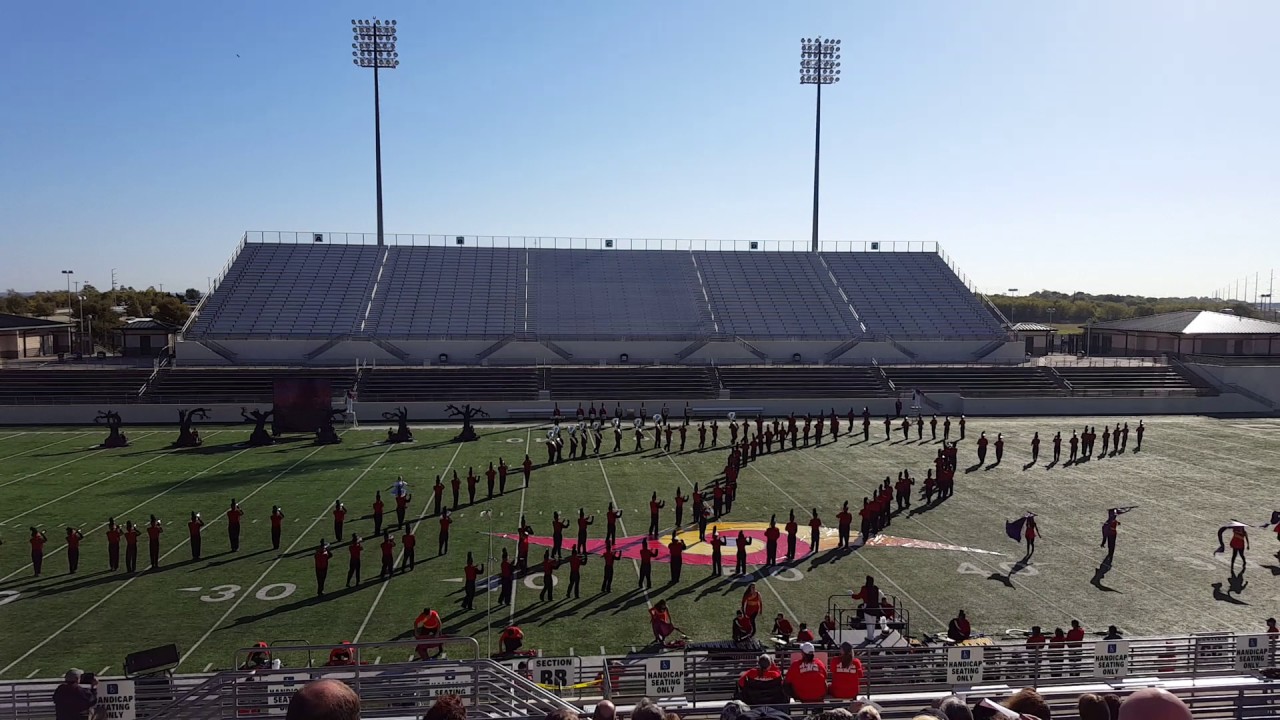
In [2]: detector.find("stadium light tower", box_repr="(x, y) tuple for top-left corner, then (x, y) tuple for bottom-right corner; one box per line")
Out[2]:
(60, 270), (74, 353)
(800, 37), (840, 253)
(351, 18), (400, 247)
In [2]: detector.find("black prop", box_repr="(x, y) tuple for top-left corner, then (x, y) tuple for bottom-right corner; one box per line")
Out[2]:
(173, 408), (210, 448)
(95, 410), (129, 448)
(382, 407), (414, 443)
(241, 407), (276, 446)
(446, 403), (489, 442)
(315, 408), (344, 445)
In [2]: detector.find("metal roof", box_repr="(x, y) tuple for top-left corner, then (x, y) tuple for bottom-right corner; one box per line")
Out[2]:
(120, 318), (179, 332)
(1090, 310), (1280, 335)
(1010, 322), (1057, 332)
(0, 313), (72, 332)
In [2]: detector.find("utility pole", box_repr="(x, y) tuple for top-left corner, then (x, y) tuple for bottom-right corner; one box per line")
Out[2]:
(60, 270), (74, 354)
(352, 18), (400, 247)
(800, 37), (841, 253)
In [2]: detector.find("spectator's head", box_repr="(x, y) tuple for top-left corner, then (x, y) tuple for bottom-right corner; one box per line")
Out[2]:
(799, 641), (816, 659)
(1029, 626), (1042, 637)
(285, 679), (360, 720)
(1004, 689), (1050, 720)
(856, 706), (882, 720)
(594, 701), (617, 720)
(545, 709), (580, 720)
(721, 700), (750, 720)
(840, 641), (854, 661)
(957, 610), (966, 620)
(1117, 688), (1192, 720)
(1268, 617), (1278, 632)
(815, 710), (854, 720)
(632, 698), (665, 720)
(1102, 695), (1122, 720)
(757, 654), (773, 671)
(663, 713), (680, 720)
(424, 695), (467, 720)
(63, 669), (83, 685)
(1077, 694), (1109, 720)
(1071, 620), (1081, 631)
(937, 697), (973, 720)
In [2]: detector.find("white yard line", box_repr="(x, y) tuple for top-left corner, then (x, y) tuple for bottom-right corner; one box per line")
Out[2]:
(24, 669), (39, 679)
(0, 431), (165, 490)
(0, 432), (29, 442)
(177, 442), (398, 666)
(0, 433), (170, 516)
(202, 663), (214, 673)
(0, 437), (339, 677)
(0, 432), (90, 463)
(597, 458), (652, 609)
(353, 443), (464, 642)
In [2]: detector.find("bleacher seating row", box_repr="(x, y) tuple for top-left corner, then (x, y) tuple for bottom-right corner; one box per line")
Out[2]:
(186, 243), (1004, 340)
(0, 365), (1212, 405)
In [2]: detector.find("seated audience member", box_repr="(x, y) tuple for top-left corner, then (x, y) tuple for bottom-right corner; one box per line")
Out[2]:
(53, 669), (97, 720)
(285, 679), (360, 720)
(1117, 688), (1193, 720)
(1003, 688), (1050, 720)
(784, 642), (828, 703)
(424, 695), (467, 720)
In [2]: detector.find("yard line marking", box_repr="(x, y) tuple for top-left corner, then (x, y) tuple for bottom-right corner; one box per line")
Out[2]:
(353, 442), (464, 643)
(599, 645), (606, 655)
(373, 656), (381, 665)
(0, 432), (29, 442)
(98, 666), (110, 676)
(0, 431), (164, 489)
(597, 458), (652, 609)
(177, 442), (398, 666)
(202, 663), (214, 673)
(508, 429), (533, 622)
(662, 452), (801, 625)
(0, 432), (90, 463)
(0, 437), (340, 677)
(24, 669), (39, 679)
(0, 432), (241, 583)
(0, 432), (170, 516)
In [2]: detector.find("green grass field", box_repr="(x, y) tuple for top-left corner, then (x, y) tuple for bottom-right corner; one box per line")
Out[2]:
(1, 416), (1278, 680)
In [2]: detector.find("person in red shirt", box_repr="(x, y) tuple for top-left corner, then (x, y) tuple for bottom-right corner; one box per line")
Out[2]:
(573, 508), (594, 550)
(605, 502), (623, 545)
(499, 625), (524, 654)
(808, 509), (822, 554)
(537, 550), (558, 602)
(565, 544), (588, 599)
(732, 609), (755, 642)
(1265, 618), (1278, 635)
(414, 607), (444, 659)
(521, 454), (533, 486)
(498, 548), (514, 604)
(485, 462), (497, 498)
(976, 432), (989, 466)
(346, 533), (363, 587)
(836, 503), (853, 548)
(650, 600), (677, 646)
(29, 527), (48, 576)
(858, 498), (875, 540)
(461, 551), (485, 609)
(548, 511), (569, 559)
(785, 510), (799, 560)
(313, 540), (332, 595)
(797, 622), (816, 644)
(741, 582), (764, 632)
(1068, 431), (1079, 464)
(1024, 516), (1039, 558)
(227, 499), (244, 552)
(673, 487), (689, 528)
(852, 576), (880, 628)
(394, 491), (411, 529)
(895, 473), (914, 511)
(432, 475), (445, 516)
(815, 415), (825, 445)
(948, 610), (971, 642)
(269, 505), (285, 551)
(764, 517), (781, 565)
(1134, 420), (1145, 452)
(124, 520), (140, 573)
(372, 491), (385, 535)
(398, 524), (416, 572)
(106, 518), (122, 571)
(785, 642), (828, 703)
(438, 510), (452, 556)
(332, 500), (347, 541)
(1025, 625), (1047, 664)
(638, 539), (659, 589)
(65, 526), (85, 573)
(497, 458), (509, 494)
(738, 654), (782, 696)
(646, 492), (665, 539)
(668, 534), (686, 583)
(828, 642), (864, 699)
(599, 539), (622, 592)
(450, 471), (462, 509)
(187, 511), (205, 560)
(146, 515), (163, 570)
(516, 516), (533, 571)
(378, 531), (396, 579)
(465, 466), (478, 505)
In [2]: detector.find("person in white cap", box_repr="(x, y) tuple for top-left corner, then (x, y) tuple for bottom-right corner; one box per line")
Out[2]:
(784, 641), (828, 702)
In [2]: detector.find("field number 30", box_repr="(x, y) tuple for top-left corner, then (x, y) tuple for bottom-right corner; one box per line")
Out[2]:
(197, 583), (296, 603)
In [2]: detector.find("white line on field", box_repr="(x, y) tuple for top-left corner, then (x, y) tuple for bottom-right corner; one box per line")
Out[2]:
(353, 442), (463, 643)
(1, 432), (171, 519)
(24, 669), (39, 679)
(0, 431), (164, 489)
(373, 656), (381, 665)
(0, 432), (91, 464)
(597, 458), (652, 609)
(177, 442), (398, 666)
(98, 666), (110, 676)
(0, 439), (340, 675)
(203, 663), (213, 673)
(0, 432), (29, 442)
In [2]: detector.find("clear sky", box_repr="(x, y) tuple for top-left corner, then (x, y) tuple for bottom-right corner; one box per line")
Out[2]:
(2, 1), (1277, 298)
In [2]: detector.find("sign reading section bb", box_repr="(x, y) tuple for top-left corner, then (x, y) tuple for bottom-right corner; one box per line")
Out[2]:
(945, 646), (985, 684)
(1093, 640), (1131, 679)
(100, 681), (137, 720)
(644, 658), (686, 697)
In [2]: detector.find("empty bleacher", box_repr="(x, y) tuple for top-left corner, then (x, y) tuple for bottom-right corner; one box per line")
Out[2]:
(358, 368), (539, 402)
(1052, 365), (1212, 394)
(188, 244), (381, 338)
(0, 370), (151, 405)
(822, 252), (1003, 339)
(146, 368), (357, 404)
(883, 366), (1064, 396)
(368, 247), (524, 338)
(694, 251), (862, 338)
(717, 366), (891, 399)
(526, 249), (709, 338)
(544, 367), (718, 400)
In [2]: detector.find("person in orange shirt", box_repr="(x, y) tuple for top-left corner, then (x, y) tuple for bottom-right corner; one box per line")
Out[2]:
(187, 511), (205, 561)
(106, 518), (122, 572)
(29, 527), (48, 577)
(414, 606), (444, 658)
(828, 642), (864, 699)
(124, 520), (140, 573)
(346, 533), (363, 587)
(378, 531), (396, 579)
(332, 500), (347, 541)
(146, 515), (163, 570)
(269, 505), (285, 551)
(314, 540), (332, 595)
(227, 499), (244, 552)
(499, 625), (524, 654)
(741, 582), (764, 633)
(372, 491), (385, 536)
(785, 642), (828, 703)
(401, 524), (417, 572)
(65, 526), (85, 573)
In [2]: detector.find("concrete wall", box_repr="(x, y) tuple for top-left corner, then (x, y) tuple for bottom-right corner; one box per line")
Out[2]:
(1183, 363), (1280, 406)
(829, 342), (910, 364)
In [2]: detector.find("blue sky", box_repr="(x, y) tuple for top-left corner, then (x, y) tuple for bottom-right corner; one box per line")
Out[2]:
(2, 1), (1277, 298)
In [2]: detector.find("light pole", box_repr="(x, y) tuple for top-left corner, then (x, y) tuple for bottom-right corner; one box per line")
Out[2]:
(60, 270), (74, 354)
(352, 18), (400, 247)
(800, 37), (840, 253)
(73, 282), (86, 355)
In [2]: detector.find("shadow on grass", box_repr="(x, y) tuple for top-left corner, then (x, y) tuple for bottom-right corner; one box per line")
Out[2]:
(1090, 563), (1119, 593)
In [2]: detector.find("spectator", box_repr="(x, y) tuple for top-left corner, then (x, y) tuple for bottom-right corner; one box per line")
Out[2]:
(828, 642), (864, 699)
(936, 696), (973, 720)
(424, 695), (467, 720)
(285, 679), (360, 720)
(1003, 688), (1050, 720)
(814, 711), (854, 720)
(738, 655), (781, 693)
(1116, 688), (1192, 720)
(632, 699), (666, 720)
(1102, 695), (1122, 720)
(784, 642), (828, 703)
(663, 713), (680, 720)
(947, 611), (971, 643)
(1077, 694), (1109, 720)
(1102, 625), (1123, 640)
(546, 710), (580, 720)
(53, 669), (98, 720)
(721, 700), (750, 720)
(855, 707), (881, 720)
(594, 701), (617, 720)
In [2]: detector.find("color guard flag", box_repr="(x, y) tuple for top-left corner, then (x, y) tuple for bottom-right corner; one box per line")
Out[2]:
(1214, 521), (1249, 555)
(1006, 513), (1035, 542)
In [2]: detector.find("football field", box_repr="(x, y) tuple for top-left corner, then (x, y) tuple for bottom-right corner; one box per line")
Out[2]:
(0, 416), (1278, 679)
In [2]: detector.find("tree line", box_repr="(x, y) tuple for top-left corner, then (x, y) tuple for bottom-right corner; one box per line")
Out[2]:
(988, 290), (1257, 326)
(2, 286), (200, 352)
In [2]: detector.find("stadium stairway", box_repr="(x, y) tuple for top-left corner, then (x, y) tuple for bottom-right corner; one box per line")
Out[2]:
(716, 366), (892, 399)
(882, 366), (1065, 396)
